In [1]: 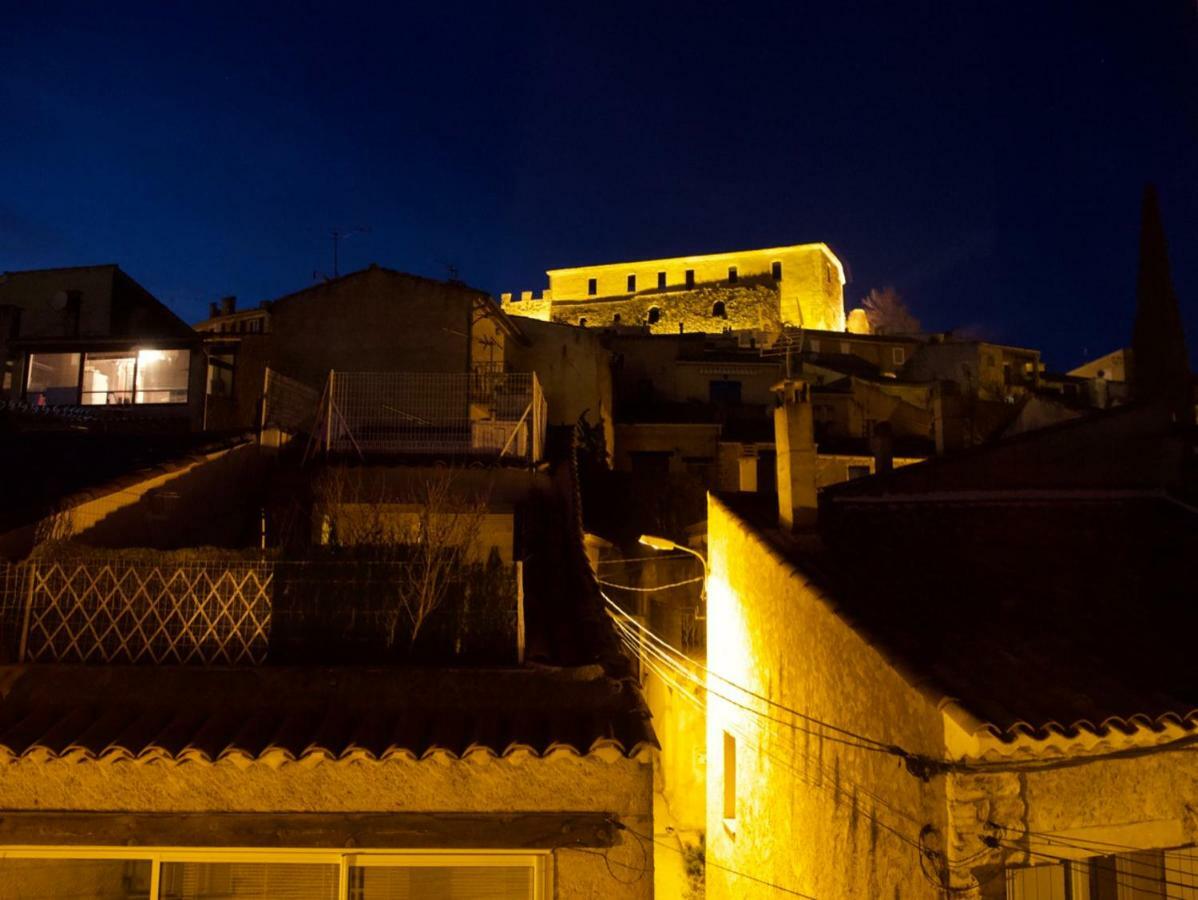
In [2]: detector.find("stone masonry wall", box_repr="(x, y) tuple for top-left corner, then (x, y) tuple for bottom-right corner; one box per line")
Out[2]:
(546, 282), (782, 335)
(706, 495), (949, 899)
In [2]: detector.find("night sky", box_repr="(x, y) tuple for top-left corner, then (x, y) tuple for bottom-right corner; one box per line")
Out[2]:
(2, 1), (1195, 370)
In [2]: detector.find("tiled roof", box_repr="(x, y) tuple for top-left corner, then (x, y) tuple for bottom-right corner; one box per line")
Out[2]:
(719, 490), (1198, 745)
(0, 665), (655, 765)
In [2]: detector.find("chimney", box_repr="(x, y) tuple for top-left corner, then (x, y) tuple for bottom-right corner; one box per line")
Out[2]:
(933, 381), (967, 454)
(208, 301), (219, 319)
(773, 379), (818, 530)
(220, 295), (237, 316)
(871, 421), (894, 476)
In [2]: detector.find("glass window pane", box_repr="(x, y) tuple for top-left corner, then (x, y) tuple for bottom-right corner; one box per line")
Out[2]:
(25, 352), (80, 405)
(135, 349), (190, 404)
(83, 352), (137, 405)
(159, 861), (338, 899)
(0, 857), (152, 899)
(351, 864), (534, 900)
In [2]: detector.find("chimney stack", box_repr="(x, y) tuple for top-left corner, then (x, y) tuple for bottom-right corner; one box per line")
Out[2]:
(773, 379), (818, 530)
(871, 421), (894, 476)
(220, 296), (237, 316)
(208, 301), (219, 319)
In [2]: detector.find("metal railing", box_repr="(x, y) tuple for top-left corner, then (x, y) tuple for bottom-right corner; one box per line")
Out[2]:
(320, 370), (546, 462)
(260, 368), (322, 436)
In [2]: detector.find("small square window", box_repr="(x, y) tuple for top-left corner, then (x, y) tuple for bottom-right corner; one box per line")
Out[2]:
(657, 271), (667, 289)
(771, 261), (783, 280)
(685, 269), (695, 289)
(627, 273), (636, 292)
(728, 266), (738, 284)
(587, 278), (597, 296)
(723, 731), (737, 821)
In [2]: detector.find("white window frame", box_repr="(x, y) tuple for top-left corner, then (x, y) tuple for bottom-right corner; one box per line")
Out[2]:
(0, 846), (550, 900)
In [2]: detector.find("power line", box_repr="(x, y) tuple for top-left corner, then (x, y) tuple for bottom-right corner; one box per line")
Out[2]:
(597, 575), (704, 592)
(993, 840), (1198, 895)
(605, 595), (912, 759)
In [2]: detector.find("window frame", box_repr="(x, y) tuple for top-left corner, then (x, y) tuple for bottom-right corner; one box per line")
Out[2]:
(0, 846), (550, 900)
(23, 347), (191, 407)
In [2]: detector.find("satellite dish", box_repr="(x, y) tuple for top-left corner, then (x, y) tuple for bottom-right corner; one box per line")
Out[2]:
(50, 290), (69, 310)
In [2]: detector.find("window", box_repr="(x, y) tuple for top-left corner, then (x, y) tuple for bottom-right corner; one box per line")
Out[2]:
(657, 271), (667, 289)
(83, 352), (137, 404)
(627, 274), (636, 292)
(892, 347), (906, 366)
(1003, 848), (1198, 899)
(160, 861), (339, 898)
(808, 339), (820, 352)
(647, 307), (661, 325)
(578, 317), (587, 327)
(0, 857), (152, 897)
(712, 300), (727, 319)
(826, 262), (833, 284)
(136, 349), (191, 404)
(771, 260), (782, 280)
(207, 353), (236, 397)
(728, 266), (738, 284)
(685, 269), (695, 289)
(612, 313), (621, 325)
(0, 852), (545, 900)
(709, 379), (742, 405)
(723, 731), (737, 821)
(25, 352), (81, 404)
(587, 277), (597, 296)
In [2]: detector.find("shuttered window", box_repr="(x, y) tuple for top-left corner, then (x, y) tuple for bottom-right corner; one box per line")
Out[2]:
(350, 864), (535, 899)
(160, 862), (339, 899)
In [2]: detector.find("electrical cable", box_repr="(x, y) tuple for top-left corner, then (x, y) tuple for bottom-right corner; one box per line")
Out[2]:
(597, 576), (704, 592)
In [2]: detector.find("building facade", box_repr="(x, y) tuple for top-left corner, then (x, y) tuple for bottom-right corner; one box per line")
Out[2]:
(502, 243), (846, 334)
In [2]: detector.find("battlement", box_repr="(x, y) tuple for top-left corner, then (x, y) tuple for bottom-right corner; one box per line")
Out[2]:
(499, 290), (553, 322)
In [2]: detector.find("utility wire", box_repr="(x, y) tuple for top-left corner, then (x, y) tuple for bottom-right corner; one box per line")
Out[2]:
(598, 576), (705, 592)
(605, 595), (913, 759)
(993, 840), (1198, 894)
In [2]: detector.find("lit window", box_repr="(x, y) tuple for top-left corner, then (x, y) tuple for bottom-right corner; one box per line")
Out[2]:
(627, 274), (636, 292)
(350, 860), (538, 899)
(728, 266), (738, 284)
(771, 261), (782, 280)
(25, 352), (81, 405)
(723, 731), (737, 821)
(83, 352), (137, 404)
(135, 349), (190, 404)
(685, 269), (695, 289)
(712, 300), (727, 319)
(587, 277), (597, 296)
(892, 347), (906, 366)
(648, 307), (661, 325)
(657, 271), (667, 289)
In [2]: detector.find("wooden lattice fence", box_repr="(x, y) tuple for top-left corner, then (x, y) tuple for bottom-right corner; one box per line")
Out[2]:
(15, 559), (272, 665)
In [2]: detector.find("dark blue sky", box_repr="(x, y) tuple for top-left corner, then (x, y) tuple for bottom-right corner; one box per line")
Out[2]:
(2, 1), (1195, 369)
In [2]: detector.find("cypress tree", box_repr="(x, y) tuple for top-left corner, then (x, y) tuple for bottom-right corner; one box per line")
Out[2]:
(1132, 184), (1191, 419)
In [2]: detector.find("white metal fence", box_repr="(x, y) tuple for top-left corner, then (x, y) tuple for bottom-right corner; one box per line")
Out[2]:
(319, 370), (546, 462)
(260, 368), (322, 436)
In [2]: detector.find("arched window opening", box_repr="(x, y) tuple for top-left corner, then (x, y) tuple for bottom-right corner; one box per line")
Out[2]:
(712, 300), (727, 319)
(578, 317), (588, 327)
(647, 307), (661, 325)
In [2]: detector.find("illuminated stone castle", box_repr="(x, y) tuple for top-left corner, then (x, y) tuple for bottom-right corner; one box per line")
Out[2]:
(501, 243), (846, 334)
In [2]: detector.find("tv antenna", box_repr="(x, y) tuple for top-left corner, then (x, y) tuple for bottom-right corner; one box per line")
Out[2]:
(330, 227), (370, 278)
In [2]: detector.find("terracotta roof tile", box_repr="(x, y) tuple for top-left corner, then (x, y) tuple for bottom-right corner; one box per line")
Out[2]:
(0, 665), (654, 764)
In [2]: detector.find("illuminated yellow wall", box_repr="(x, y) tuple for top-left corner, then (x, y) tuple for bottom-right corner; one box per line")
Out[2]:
(705, 493), (949, 898)
(504, 244), (846, 333)
(0, 751), (653, 899)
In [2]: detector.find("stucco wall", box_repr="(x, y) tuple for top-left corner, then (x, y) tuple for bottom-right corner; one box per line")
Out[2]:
(504, 318), (614, 459)
(706, 494), (948, 899)
(948, 751), (1198, 895)
(0, 753), (653, 899)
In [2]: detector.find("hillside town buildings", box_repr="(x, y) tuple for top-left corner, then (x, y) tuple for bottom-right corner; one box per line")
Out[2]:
(1, 201), (1193, 898)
